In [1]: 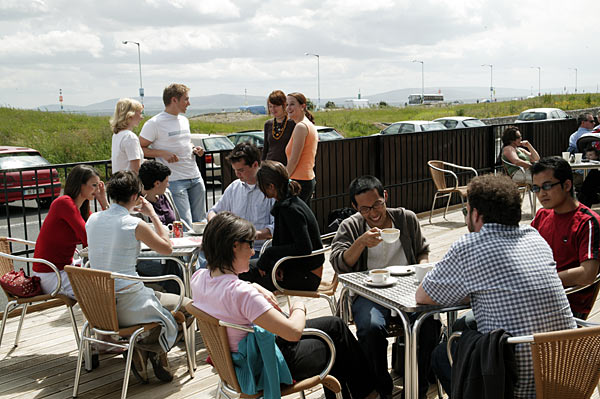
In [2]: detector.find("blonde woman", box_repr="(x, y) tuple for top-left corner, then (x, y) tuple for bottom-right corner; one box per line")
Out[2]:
(110, 98), (144, 174)
(285, 92), (318, 205)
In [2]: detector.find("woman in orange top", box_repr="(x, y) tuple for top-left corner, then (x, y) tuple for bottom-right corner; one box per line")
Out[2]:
(285, 92), (318, 205)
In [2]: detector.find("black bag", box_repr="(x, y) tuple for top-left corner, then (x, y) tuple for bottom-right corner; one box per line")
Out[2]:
(326, 208), (357, 232)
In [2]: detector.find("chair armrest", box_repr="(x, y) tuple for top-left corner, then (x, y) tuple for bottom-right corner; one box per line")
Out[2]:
(260, 238), (273, 255)
(320, 232), (336, 245)
(302, 328), (336, 380)
(5, 237), (36, 247)
(443, 162), (478, 177)
(110, 272), (185, 312)
(502, 159), (526, 174)
(271, 245), (331, 293)
(135, 256), (187, 279)
(447, 330), (532, 366)
(575, 318), (600, 327)
(0, 252), (62, 297)
(564, 273), (600, 296)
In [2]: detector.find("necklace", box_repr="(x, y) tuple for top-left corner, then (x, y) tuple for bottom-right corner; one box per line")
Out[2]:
(272, 116), (288, 140)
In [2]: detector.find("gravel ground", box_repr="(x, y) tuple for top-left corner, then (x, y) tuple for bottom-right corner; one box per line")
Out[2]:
(190, 111), (265, 123)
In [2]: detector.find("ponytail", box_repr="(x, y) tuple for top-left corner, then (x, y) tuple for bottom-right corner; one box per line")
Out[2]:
(288, 179), (301, 196)
(304, 110), (315, 123)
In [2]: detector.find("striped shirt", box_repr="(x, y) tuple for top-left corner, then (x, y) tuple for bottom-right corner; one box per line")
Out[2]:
(422, 223), (575, 398)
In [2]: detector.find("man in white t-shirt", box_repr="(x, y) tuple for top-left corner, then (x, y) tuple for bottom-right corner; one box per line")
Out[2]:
(139, 83), (206, 227)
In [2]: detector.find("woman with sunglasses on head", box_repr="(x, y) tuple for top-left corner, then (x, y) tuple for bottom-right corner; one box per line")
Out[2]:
(285, 92), (318, 205)
(238, 160), (324, 292)
(190, 211), (378, 399)
(32, 165), (109, 298)
(262, 90), (295, 165)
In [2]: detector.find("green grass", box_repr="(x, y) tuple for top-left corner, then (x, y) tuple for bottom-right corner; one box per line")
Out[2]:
(1, 93), (598, 163)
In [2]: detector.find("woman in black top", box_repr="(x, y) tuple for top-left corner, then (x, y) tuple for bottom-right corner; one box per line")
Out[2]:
(262, 90), (295, 165)
(238, 160), (323, 291)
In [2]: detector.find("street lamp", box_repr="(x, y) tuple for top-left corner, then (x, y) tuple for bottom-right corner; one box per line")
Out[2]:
(530, 66), (541, 96)
(482, 64), (493, 102)
(569, 67), (578, 93)
(122, 40), (144, 106)
(305, 53), (320, 110)
(412, 60), (424, 104)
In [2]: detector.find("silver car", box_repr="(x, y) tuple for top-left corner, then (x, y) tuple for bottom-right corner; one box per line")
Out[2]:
(433, 117), (486, 129)
(378, 120), (447, 135)
(190, 134), (234, 183)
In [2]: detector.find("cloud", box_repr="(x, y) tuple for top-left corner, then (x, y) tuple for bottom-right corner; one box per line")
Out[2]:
(0, 27), (103, 58)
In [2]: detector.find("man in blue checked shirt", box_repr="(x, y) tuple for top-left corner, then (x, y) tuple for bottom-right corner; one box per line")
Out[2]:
(417, 174), (575, 398)
(207, 142), (275, 257)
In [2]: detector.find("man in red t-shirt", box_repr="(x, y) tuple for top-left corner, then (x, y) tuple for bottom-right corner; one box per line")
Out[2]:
(531, 156), (600, 318)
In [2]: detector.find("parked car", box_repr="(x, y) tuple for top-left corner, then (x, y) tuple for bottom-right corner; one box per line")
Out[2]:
(227, 126), (344, 147)
(515, 108), (569, 122)
(0, 146), (61, 207)
(378, 120), (447, 135)
(433, 117), (486, 129)
(190, 134), (235, 183)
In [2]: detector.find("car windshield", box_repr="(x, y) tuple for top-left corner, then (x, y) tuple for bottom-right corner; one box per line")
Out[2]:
(440, 120), (458, 129)
(202, 137), (235, 152)
(421, 123), (446, 131)
(463, 119), (486, 127)
(517, 112), (547, 121)
(0, 153), (49, 170)
(318, 129), (343, 141)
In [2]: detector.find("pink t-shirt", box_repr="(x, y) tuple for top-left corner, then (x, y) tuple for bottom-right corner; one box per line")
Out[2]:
(190, 269), (272, 352)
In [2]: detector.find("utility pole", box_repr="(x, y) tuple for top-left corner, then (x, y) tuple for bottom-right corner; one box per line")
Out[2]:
(482, 64), (493, 102)
(122, 40), (144, 106)
(412, 60), (424, 104)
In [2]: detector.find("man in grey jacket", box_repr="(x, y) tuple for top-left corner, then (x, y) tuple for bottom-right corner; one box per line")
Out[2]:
(330, 175), (433, 399)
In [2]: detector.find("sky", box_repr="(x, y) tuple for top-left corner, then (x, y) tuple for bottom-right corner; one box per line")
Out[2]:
(1, 0), (599, 109)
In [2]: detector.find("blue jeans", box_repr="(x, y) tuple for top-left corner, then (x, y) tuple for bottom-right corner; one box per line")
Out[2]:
(169, 177), (206, 228)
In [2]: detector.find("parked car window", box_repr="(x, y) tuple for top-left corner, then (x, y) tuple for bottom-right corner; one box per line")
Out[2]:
(399, 124), (415, 133)
(442, 120), (458, 129)
(517, 112), (546, 121)
(557, 110), (568, 118)
(463, 119), (486, 127)
(382, 124), (401, 135)
(421, 123), (445, 132)
(0, 153), (50, 169)
(551, 111), (559, 119)
(203, 137), (235, 151)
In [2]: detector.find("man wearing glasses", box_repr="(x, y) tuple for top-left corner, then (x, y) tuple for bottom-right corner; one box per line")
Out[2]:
(530, 156), (600, 319)
(567, 113), (595, 154)
(330, 175), (433, 399)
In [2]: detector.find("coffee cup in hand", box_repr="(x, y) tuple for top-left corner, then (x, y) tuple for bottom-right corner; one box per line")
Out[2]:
(369, 269), (390, 283)
(380, 228), (400, 243)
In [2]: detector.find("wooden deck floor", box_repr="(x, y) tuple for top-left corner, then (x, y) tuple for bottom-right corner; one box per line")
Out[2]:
(2, 199), (600, 399)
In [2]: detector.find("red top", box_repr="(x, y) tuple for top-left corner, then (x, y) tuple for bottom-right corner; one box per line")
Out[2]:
(33, 195), (88, 273)
(532, 204), (600, 315)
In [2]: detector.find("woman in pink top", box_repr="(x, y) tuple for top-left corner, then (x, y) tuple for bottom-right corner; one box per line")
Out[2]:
(190, 212), (377, 399)
(285, 92), (318, 205)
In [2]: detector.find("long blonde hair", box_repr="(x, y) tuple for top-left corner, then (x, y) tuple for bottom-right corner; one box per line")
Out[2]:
(109, 98), (143, 134)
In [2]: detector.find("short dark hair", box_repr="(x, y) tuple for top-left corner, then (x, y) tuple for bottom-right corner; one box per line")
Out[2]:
(227, 142), (261, 167)
(162, 83), (189, 106)
(267, 90), (287, 109)
(64, 165), (100, 221)
(257, 160), (300, 200)
(201, 211), (256, 274)
(107, 171), (142, 204)
(348, 176), (385, 206)
(501, 126), (521, 146)
(578, 113), (593, 126)
(531, 156), (574, 195)
(139, 160), (171, 190)
(467, 174), (521, 226)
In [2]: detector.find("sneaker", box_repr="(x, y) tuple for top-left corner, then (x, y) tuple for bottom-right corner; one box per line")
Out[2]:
(124, 349), (149, 384)
(148, 352), (174, 382)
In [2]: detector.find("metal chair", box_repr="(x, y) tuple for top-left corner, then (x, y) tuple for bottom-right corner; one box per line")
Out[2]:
(564, 272), (600, 320)
(447, 322), (600, 399)
(501, 158), (536, 214)
(0, 236), (79, 349)
(427, 160), (478, 223)
(186, 303), (343, 399)
(65, 265), (194, 399)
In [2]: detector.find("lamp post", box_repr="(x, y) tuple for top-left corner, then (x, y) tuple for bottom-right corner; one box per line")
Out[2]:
(530, 66), (541, 96)
(122, 40), (144, 106)
(482, 64), (493, 102)
(569, 67), (578, 93)
(305, 53), (320, 110)
(412, 60), (424, 104)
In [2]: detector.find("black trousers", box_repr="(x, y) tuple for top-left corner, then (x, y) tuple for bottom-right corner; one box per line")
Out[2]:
(294, 178), (316, 207)
(238, 260), (321, 292)
(276, 316), (376, 399)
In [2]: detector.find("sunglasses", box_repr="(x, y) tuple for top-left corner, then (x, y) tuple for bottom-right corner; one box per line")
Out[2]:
(241, 239), (254, 248)
(531, 181), (561, 193)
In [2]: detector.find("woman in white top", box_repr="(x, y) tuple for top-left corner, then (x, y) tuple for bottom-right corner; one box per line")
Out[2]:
(110, 98), (144, 174)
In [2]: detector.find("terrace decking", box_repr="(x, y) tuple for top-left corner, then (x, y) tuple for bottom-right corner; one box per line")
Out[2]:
(2, 200), (600, 399)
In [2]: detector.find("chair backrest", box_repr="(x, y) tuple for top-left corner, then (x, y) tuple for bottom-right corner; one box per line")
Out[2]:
(531, 325), (600, 399)
(185, 303), (243, 393)
(0, 238), (14, 277)
(64, 266), (120, 332)
(428, 160), (448, 190)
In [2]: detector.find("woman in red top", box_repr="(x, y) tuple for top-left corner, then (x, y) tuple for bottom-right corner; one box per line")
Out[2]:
(32, 165), (109, 298)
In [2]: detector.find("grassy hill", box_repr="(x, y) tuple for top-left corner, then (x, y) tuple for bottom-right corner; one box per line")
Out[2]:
(1, 93), (599, 164)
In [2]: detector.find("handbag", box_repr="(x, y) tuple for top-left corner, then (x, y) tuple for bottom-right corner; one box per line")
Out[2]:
(0, 268), (42, 297)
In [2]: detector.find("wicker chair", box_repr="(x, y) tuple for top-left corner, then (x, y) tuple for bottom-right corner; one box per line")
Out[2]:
(427, 160), (478, 223)
(501, 158), (536, 213)
(264, 232), (338, 315)
(65, 265), (194, 399)
(447, 323), (600, 399)
(0, 237), (79, 349)
(185, 303), (343, 399)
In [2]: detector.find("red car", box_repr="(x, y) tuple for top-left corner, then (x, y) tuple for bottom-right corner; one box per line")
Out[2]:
(0, 146), (61, 207)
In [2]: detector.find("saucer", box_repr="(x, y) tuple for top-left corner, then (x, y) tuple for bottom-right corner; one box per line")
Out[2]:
(187, 231), (203, 236)
(365, 276), (397, 287)
(386, 265), (415, 276)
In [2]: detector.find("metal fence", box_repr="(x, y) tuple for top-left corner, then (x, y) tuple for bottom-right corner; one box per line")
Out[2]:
(1, 118), (578, 249)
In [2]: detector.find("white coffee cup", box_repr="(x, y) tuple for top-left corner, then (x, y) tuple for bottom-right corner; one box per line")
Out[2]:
(192, 221), (207, 234)
(369, 269), (390, 284)
(415, 263), (435, 283)
(380, 228), (400, 243)
(574, 153), (583, 163)
(562, 152), (571, 162)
